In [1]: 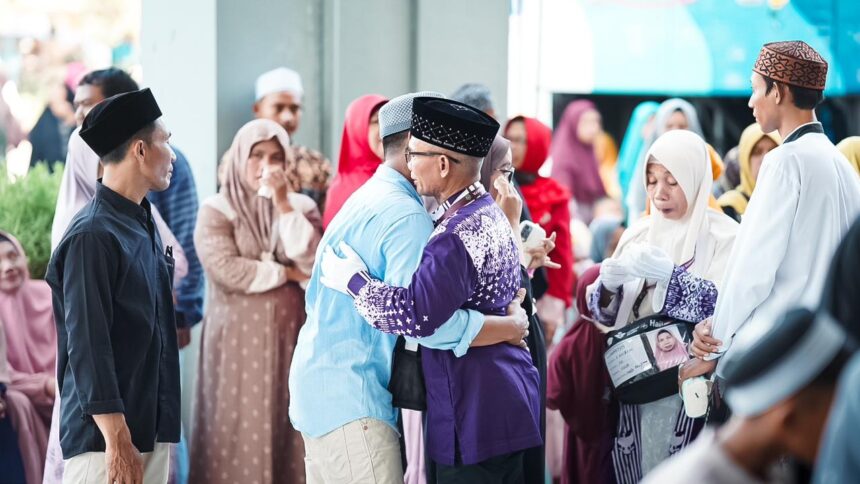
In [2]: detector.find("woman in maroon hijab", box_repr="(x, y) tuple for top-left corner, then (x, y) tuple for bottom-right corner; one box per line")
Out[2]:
(547, 264), (617, 484)
(550, 100), (606, 224)
(322, 94), (388, 228)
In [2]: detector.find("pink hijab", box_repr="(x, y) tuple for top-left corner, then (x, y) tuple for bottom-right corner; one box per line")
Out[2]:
(221, 118), (298, 259)
(550, 100), (606, 206)
(0, 231), (56, 376)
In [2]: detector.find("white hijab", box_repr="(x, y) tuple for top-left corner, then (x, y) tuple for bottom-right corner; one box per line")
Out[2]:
(612, 130), (738, 325)
(51, 129), (99, 251)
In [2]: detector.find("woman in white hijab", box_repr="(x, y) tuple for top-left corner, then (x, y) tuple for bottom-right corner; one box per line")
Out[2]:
(587, 130), (738, 483)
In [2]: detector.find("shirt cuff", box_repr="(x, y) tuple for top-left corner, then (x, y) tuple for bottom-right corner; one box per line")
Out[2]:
(82, 398), (125, 416)
(347, 271), (372, 298)
(174, 311), (189, 329)
(452, 310), (485, 358)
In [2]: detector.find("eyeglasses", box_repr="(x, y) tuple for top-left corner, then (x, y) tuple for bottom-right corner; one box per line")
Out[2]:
(404, 149), (462, 165)
(498, 168), (515, 183)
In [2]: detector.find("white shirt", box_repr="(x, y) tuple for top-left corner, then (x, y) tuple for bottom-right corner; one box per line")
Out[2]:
(642, 430), (775, 484)
(711, 123), (860, 364)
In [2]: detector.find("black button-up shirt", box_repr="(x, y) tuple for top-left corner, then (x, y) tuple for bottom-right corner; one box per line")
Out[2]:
(46, 182), (181, 458)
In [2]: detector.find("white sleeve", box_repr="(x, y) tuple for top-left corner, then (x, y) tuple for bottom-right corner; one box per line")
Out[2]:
(709, 155), (800, 355)
(276, 193), (322, 274)
(248, 260), (287, 293)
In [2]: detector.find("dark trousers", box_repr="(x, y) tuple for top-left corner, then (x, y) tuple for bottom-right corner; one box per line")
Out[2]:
(0, 414), (26, 483)
(434, 451), (526, 484)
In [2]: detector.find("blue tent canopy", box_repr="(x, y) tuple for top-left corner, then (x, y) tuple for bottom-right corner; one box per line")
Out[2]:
(584, 0), (859, 96)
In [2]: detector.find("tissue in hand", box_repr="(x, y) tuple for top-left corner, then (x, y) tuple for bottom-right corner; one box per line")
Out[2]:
(257, 166), (274, 198)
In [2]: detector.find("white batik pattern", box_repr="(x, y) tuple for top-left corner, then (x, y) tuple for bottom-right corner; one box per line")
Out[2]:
(454, 204), (521, 308)
(354, 278), (423, 336)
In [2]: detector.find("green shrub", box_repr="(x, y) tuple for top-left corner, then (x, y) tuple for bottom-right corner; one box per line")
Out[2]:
(0, 161), (63, 278)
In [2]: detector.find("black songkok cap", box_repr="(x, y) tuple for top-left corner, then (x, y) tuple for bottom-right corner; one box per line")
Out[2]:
(80, 88), (162, 157)
(410, 97), (500, 158)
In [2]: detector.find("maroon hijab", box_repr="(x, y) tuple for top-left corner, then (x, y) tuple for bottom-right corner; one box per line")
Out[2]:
(547, 264), (617, 484)
(550, 100), (606, 206)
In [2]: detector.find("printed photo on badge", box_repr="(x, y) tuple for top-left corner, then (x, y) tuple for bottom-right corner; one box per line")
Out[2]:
(647, 326), (690, 371)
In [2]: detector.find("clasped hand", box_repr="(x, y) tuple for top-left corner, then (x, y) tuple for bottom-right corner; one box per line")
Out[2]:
(599, 243), (674, 291)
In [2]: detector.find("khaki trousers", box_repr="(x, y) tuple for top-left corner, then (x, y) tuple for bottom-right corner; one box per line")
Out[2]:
(302, 418), (403, 484)
(63, 442), (170, 484)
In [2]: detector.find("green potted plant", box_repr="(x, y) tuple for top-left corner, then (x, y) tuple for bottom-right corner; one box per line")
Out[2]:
(0, 161), (63, 278)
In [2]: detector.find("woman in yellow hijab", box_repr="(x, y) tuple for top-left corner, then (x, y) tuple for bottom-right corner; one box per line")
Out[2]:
(717, 123), (780, 222)
(836, 137), (860, 176)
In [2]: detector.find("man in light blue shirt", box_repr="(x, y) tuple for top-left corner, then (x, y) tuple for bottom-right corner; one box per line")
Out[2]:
(289, 92), (529, 483)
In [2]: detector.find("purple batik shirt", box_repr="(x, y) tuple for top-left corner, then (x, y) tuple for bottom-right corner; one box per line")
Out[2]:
(589, 264), (719, 327)
(347, 192), (543, 466)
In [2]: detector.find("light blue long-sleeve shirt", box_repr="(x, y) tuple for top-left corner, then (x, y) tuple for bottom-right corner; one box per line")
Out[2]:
(288, 165), (484, 438)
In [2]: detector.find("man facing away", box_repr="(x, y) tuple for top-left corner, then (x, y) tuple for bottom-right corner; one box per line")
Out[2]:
(320, 97), (542, 482)
(289, 92), (530, 484)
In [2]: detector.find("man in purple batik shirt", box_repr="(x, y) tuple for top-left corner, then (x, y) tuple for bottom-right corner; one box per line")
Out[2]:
(321, 97), (542, 482)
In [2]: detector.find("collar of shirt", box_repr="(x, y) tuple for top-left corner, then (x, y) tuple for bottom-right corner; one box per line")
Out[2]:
(376, 164), (419, 196)
(96, 181), (152, 224)
(783, 122), (824, 144)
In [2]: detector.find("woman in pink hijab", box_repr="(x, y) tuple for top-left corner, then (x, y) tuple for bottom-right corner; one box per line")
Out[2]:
(0, 230), (56, 484)
(652, 329), (689, 371)
(550, 100), (607, 223)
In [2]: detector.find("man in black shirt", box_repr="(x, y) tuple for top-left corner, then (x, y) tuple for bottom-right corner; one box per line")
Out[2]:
(47, 88), (180, 484)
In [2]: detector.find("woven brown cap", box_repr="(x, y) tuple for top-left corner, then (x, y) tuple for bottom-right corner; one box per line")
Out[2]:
(753, 41), (827, 90)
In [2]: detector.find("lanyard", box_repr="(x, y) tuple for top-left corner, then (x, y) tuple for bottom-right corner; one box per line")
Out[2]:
(431, 181), (486, 226)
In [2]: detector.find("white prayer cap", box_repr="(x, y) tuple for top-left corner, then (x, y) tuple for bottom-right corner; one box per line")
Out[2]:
(379, 91), (444, 139)
(255, 67), (304, 102)
(723, 308), (848, 417)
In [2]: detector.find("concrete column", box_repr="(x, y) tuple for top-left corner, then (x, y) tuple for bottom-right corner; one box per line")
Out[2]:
(415, 0), (509, 119)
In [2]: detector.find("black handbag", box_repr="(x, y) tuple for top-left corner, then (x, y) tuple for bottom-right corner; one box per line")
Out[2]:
(603, 314), (694, 404)
(388, 336), (427, 411)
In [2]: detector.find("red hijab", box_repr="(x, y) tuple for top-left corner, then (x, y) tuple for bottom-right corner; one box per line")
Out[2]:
(550, 100), (606, 205)
(506, 116), (571, 226)
(322, 94), (388, 228)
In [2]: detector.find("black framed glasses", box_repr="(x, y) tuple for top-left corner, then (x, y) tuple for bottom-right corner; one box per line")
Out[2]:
(404, 149), (462, 165)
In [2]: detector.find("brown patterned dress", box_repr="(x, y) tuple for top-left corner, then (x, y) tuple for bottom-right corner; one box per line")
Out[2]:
(189, 192), (321, 484)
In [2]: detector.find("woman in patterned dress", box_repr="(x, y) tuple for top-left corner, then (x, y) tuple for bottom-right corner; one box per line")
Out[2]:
(587, 130), (738, 483)
(189, 119), (322, 484)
